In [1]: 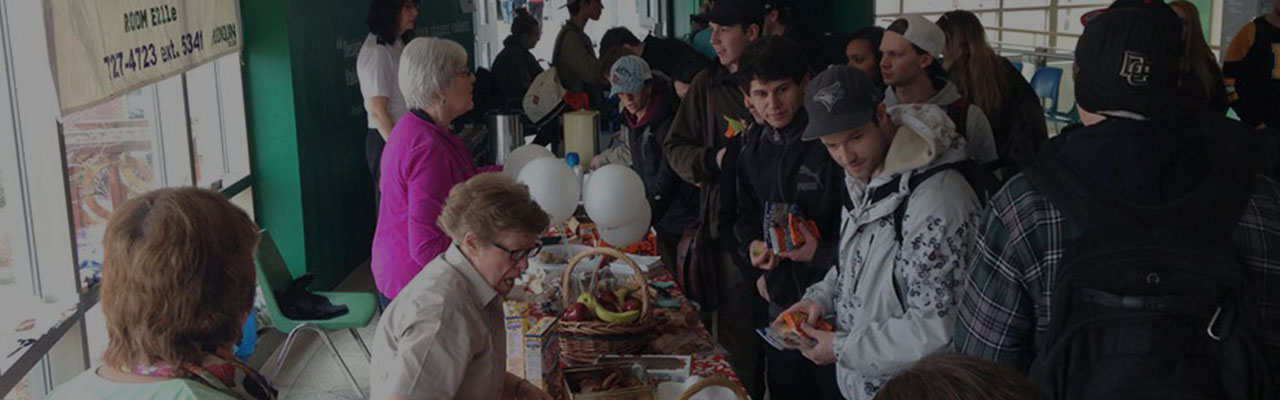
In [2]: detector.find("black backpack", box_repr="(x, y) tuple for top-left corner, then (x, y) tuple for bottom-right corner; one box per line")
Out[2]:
(945, 97), (970, 140)
(1024, 126), (1273, 399)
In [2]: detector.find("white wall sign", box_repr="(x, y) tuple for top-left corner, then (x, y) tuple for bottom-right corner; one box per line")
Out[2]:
(45, 0), (241, 115)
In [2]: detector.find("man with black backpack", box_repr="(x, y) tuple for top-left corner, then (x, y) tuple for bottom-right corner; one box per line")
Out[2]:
(778, 65), (988, 400)
(954, 2), (1280, 399)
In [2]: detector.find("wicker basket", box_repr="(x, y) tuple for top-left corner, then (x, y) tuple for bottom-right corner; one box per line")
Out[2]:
(676, 375), (751, 400)
(557, 247), (657, 364)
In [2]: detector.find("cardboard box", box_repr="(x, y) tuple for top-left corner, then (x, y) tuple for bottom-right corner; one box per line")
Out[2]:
(597, 355), (692, 382)
(562, 362), (653, 399)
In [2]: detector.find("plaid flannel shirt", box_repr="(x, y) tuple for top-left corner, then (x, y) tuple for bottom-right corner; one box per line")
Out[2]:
(953, 173), (1280, 374)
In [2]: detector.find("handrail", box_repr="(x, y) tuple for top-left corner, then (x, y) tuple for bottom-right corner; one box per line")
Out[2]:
(992, 43), (1076, 62)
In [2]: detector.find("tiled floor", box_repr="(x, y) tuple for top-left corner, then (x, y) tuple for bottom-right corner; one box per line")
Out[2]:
(251, 262), (380, 400)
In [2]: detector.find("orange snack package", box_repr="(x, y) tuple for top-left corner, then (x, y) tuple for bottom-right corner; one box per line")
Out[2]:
(781, 311), (834, 340)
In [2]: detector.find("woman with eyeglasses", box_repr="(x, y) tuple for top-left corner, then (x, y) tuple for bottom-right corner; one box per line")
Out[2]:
(369, 173), (554, 400)
(372, 37), (499, 304)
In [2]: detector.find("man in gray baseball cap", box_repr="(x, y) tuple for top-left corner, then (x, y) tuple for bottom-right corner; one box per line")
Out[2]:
(780, 65), (985, 400)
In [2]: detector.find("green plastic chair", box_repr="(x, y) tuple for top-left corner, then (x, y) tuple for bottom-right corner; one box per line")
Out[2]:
(255, 230), (377, 398)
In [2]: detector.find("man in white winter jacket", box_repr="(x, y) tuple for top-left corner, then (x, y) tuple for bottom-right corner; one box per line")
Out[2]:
(778, 66), (983, 400)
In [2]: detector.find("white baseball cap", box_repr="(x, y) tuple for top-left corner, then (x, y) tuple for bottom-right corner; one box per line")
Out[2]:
(893, 15), (946, 58)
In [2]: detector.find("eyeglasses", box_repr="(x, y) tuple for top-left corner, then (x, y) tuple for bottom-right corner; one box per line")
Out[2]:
(490, 240), (542, 260)
(457, 68), (475, 77)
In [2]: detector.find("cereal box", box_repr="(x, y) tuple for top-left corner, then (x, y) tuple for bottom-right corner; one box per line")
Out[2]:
(523, 316), (559, 390)
(504, 301), (530, 376)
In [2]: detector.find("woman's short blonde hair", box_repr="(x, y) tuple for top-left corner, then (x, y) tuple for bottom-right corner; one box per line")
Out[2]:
(399, 37), (469, 110)
(100, 188), (259, 367)
(437, 173), (550, 243)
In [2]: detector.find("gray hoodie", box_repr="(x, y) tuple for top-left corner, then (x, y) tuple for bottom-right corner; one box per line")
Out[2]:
(884, 81), (998, 164)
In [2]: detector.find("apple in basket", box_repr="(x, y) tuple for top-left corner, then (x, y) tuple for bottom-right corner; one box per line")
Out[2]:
(561, 302), (594, 322)
(594, 289), (619, 312)
(621, 298), (642, 312)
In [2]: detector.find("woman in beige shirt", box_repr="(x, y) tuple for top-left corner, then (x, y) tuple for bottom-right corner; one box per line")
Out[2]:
(369, 173), (554, 400)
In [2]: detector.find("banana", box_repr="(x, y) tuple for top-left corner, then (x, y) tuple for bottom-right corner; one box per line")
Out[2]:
(614, 287), (631, 306)
(576, 292), (639, 324)
(597, 306), (640, 324)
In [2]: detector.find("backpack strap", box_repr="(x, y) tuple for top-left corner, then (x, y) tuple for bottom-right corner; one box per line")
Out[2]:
(946, 98), (969, 139)
(1022, 147), (1109, 232)
(869, 161), (968, 244)
(946, 97), (1012, 175)
(868, 162), (968, 307)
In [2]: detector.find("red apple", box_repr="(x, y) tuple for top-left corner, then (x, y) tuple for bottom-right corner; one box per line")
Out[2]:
(622, 298), (642, 312)
(594, 290), (618, 311)
(561, 302), (593, 322)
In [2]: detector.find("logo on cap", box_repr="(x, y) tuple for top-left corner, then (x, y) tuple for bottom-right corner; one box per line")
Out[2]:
(1119, 50), (1151, 86)
(814, 82), (844, 113)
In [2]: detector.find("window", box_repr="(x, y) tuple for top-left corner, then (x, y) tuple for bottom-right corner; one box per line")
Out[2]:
(62, 89), (162, 290)
(0, 13), (41, 380)
(188, 54), (251, 189)
(879, 0), (1227, 58)
(188, 63), (226, 187)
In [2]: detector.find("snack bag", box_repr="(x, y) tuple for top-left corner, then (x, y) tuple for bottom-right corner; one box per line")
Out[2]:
(757, 310), (834, 351)
(763, 202), (821, 253)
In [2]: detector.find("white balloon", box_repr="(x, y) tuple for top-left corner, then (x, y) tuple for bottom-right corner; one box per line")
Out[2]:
(504, 144), (555, 177)
(599, 202), (652, 247)
(583, 164), (647, 227)
(516, 157), (581, 225)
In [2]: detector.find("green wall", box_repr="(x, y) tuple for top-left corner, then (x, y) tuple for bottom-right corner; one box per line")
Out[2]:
(243, 0), (308, 284)
(1185, 0), (1213, 42)
(674, 0), (699, 38)
(243, 0), (475, 289)
(831, 0), (874, 34)
(420, 0), (477, 62)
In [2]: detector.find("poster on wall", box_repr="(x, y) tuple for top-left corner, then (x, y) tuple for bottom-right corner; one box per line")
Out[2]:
(44, 0), (241, 115)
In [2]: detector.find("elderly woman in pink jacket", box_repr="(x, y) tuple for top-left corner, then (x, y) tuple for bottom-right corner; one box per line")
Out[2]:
(372, 37), (500, 301)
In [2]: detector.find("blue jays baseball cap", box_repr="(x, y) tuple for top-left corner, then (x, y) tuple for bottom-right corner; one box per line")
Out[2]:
(802, 66), (880, 141)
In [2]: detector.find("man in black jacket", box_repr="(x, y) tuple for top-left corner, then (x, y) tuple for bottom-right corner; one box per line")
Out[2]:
(662, 1), (766, 395)
(734, 35), (844, 399)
